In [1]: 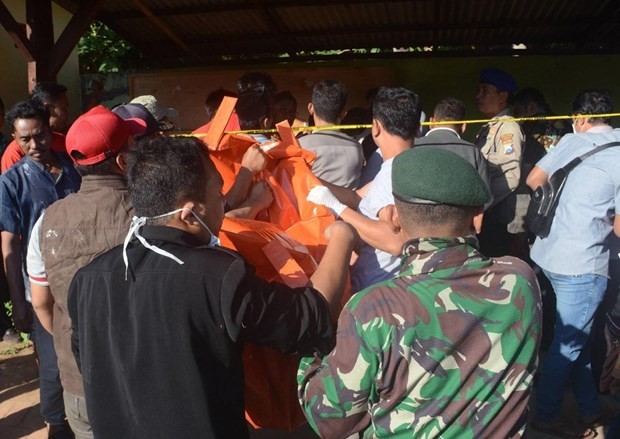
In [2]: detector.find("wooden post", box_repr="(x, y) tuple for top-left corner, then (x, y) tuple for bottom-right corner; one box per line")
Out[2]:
(0, 0), (102, 92)
(26, 0), (55, 91)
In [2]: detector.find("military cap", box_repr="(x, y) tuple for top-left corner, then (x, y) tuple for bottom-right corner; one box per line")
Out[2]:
(392, 148), (491, 206)
(479, 68), (517, 94)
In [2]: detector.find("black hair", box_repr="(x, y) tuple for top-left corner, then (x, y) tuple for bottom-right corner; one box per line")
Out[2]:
(433, 98), (466, 122)
(236, 94), (270, 130)
(205, 88), (236, 121)
(273, 91), (297, 107)
(74, 155), (120, 177)
(372, 87), (421, 140)
(572, 90), (613, 125)
(6, 99), (50, 132)
(236, 72), (276, 97)
(311, 80), (348, 124)
(126, 136), (210, 218)
(236, 72), (276, 130)
(31, 82), (68, 104)
(511, 87), (551, 117)
(341, 107), (371, 137)
(395, 198), (476, 230)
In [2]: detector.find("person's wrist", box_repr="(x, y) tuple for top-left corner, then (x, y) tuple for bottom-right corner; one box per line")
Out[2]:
(329, 200), (347, 217)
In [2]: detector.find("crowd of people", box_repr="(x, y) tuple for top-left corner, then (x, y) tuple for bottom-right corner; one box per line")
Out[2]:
(0, 68), (618, 439)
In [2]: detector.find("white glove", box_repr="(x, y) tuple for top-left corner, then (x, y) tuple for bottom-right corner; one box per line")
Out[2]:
(307, 186), (347, 217)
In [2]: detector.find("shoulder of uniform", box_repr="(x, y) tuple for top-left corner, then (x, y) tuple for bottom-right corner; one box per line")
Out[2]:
(491, 256), (537, 281)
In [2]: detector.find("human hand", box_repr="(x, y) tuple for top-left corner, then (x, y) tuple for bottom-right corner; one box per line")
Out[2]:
(12, 301), (33, 333)
(307, 186), (347, 217)
(247, 181), (273, 211)
(241, 144), (267, 174)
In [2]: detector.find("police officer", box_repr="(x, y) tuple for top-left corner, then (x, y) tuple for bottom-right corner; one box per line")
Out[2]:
(299, 147), (542, 438)
(475, 68), (527, 258)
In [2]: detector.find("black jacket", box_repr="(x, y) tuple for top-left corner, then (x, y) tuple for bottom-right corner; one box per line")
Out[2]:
(68, 226), (333, 438)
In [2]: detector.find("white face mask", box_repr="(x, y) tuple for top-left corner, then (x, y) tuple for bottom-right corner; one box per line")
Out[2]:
(122, 207), (220, 280)
(572, 123), (577, 133)
(186, 208), (221, 248)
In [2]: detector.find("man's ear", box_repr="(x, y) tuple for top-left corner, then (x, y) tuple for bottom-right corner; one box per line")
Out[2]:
(307, 103), (314, 116)
(473, 209), (484, 234)
(384, 204), (401, 235)
(460, 123), (467, 134)
(499, 91), (509, 107)
(575, 116), (588, 132)
(372, 119), (381, 138)
(178, 202), (196, 225)
(116, 152), (129, 172)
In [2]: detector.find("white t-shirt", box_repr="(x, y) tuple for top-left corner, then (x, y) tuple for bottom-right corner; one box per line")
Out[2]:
(351, 158), (401, 291)
(26, 214), (49, 287)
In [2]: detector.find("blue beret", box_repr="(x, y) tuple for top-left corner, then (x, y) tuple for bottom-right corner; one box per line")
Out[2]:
(479, 68), (517, 94)
(392, 148), (491, 207)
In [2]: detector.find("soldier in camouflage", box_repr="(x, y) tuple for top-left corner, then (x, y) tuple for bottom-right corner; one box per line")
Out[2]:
(299, 147), (542, 438)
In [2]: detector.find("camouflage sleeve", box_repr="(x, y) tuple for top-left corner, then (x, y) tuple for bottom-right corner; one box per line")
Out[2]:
(298, 304), (378, 438)
(490, 121), (524, 205)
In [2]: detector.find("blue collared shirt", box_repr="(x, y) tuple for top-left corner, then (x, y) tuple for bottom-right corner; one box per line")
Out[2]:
(531, 126), (620, 277)
(0, 153), (81, 297)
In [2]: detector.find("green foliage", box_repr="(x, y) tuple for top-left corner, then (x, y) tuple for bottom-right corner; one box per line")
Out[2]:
(78, 21), (143, 74)
(2, 301), (30, 348)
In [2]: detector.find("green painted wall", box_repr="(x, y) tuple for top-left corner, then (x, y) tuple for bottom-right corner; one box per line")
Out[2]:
(182, 54), (619, 137)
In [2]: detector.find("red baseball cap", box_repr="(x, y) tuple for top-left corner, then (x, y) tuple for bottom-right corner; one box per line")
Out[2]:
(66, 106), (147, 165)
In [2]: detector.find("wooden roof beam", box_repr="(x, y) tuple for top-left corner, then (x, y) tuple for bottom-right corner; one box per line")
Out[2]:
(131, 0), (201, 61)
(0, 1), (34, 61)
(49, 0), (103, 78)
(100, 0), (420, 20)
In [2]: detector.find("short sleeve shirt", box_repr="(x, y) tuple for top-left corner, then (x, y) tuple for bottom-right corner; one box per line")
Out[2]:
(26, 214), (47, 286)
(531, 127), (620, 277)
(351, 158), (400, 291)
(0, 154), (80, 298)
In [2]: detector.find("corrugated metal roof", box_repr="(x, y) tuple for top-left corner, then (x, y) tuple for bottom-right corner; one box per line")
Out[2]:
(54, 0), (620, 66)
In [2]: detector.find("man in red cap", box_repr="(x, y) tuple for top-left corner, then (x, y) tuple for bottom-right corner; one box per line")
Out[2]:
(27, 105), (146, 439)
(0, 99), (82, 438)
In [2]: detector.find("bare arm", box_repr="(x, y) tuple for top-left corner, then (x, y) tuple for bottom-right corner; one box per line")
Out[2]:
(31, 284), (54, 334)
(225, 145), (267, 209)
(614, 215), (620, 238)
(321, 180), (363, 211)
(308, 222), (356, 317)
(1, 231), (32, 333)
(526, 166), (549, 191)
(225, 181), (273, 220)
(339, 206), (404, 256)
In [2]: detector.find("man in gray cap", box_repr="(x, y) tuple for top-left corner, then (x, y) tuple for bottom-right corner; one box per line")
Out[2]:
(300, 147), (541, 439)
(475, 68), (527, 258)
(130, 95), (178, 131)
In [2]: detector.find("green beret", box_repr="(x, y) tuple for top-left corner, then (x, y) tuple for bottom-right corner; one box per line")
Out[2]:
(392, 148), (491, 206)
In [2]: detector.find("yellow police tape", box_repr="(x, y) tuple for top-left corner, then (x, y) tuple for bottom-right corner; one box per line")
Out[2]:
(177, 112), (620, 137)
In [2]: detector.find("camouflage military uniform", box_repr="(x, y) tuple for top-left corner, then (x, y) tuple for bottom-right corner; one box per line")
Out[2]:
(298, 236), (541, 439)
